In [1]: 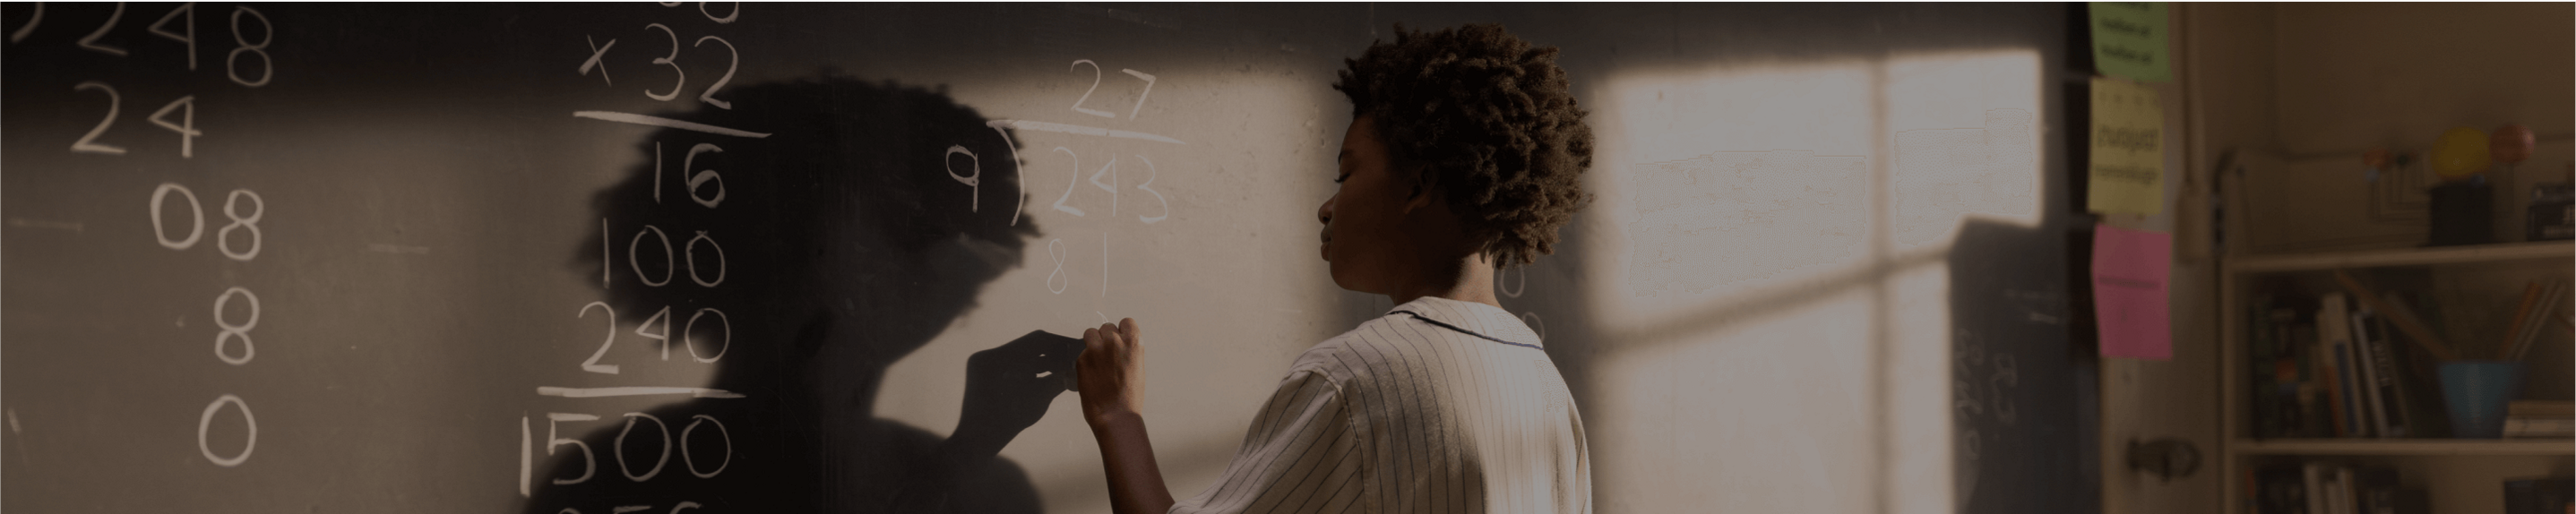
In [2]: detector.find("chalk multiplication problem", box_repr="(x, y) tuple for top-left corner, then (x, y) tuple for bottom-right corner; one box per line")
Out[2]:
(528, 4), (754, 514)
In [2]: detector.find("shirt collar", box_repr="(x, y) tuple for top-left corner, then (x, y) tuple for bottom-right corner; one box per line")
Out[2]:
(1388, 296), (1543, 348)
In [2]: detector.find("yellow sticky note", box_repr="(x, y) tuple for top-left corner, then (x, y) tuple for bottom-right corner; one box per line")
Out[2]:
(2089, 77), (2162, 215)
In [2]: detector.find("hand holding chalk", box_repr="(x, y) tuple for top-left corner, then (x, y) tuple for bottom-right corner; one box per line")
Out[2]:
(1077, 318), (1146, 429)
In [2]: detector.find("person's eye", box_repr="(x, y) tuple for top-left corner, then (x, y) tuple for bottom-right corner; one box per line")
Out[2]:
(1333, 173), (1350, 184)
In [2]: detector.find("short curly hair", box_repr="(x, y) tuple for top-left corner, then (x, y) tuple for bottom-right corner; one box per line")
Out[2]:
(1334, 23), (1595, 269)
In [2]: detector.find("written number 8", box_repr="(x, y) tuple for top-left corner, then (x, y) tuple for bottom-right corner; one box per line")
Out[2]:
(227, 7), (272, 88)
(212, 287), (260, 364)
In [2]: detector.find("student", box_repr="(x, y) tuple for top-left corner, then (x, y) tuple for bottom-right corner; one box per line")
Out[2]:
(1075, 23), (1597, 514)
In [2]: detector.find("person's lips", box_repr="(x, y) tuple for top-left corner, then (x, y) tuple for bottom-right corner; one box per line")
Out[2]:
(1319, 228), (1332, 261)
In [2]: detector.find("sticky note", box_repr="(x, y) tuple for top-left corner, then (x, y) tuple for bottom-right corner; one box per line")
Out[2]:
(2092, 225), (2171, 360)
(2089, 2), (2170, 82)
(2089, 77), (2163, 215)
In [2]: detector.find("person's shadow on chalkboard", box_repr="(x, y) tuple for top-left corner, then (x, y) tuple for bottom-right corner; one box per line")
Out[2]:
(527, 75), (1065, 514)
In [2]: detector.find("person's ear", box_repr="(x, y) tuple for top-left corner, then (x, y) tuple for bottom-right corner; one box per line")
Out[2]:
(1400, 167), (1440, 213)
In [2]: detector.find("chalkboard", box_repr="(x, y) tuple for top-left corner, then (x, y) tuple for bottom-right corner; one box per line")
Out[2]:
(3, 4), (2089, 513)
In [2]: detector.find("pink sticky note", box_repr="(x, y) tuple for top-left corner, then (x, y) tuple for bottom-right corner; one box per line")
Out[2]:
(2091, 225), (2172, 360)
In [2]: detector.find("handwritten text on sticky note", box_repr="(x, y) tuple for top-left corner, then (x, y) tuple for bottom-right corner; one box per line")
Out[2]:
(2092, 224), (2171, 360)
(2089, 77), (2163, 215)
(2089, 2), (2171, 82)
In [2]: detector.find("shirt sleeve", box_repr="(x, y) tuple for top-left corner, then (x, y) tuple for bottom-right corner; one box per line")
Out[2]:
(1168, 368), (1367, 514)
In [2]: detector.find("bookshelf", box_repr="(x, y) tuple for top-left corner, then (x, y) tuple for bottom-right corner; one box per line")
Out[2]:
(2219, 241), (2575, 514)
(2232, 439), (2573, 457)
(2227, 242), (2574, 273)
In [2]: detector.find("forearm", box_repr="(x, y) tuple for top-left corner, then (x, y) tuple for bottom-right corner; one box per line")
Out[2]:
(1090, 411), (1175, 514)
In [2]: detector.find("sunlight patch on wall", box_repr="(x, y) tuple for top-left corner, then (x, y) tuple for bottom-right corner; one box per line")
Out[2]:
(1581, 47), (2043, 514)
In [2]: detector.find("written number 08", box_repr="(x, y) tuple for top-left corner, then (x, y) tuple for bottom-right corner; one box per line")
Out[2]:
(151, 184), (263, 261)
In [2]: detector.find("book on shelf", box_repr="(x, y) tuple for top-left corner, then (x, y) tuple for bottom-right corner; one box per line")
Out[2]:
(2505, 399), (2576, 439)
(2356, 304), (2421, 438)
(2319, 293), (2373, 437)
(2348, 306), (2392, 437)
(2511, 400), (2576, 417)
(2504, 477), (2575, 514)
(2351, 467), (2424, 514)
(2269, 463), (2425, 514)
(2377, 293), (2451, 439)
(2253, 466), (2307, 514)
(2253, 296), (2315, 439)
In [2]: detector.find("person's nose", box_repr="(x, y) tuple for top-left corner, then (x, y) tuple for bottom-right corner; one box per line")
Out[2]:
(1316, 193), (1335, 226)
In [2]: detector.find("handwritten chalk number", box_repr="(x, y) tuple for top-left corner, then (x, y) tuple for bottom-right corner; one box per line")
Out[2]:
(615, 413), (672, 482)
(578, 302), (621, 374)
(151, 184), (204, 249)
(197, 394), (255, 467)
(211, 287), (259, 364)
(70, 81), (127, 155)
(642, 23), (683, 101)
(1068, 60), (1115, 118)
(225, 6), (270, 87)
(681, 143), (725, 208)
(146, 95), (201, 158)
(636, 305), (672, 361)
(75, 2), (125, 56)
(145, 3), (193, 69)
(7, 2), (41, 43)
(1050, 148), (1086, 217)
(217, 188), (263, 261)
(692, 36), (735, 109)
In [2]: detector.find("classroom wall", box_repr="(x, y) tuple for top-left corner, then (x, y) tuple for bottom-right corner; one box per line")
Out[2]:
(2230, 2), (2576, 253)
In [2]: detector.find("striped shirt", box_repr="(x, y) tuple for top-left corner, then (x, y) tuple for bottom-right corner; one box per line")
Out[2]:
(1170, 296), (1590, 514)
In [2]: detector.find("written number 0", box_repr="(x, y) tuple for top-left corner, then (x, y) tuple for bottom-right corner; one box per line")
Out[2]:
(197, 394), (256, 467)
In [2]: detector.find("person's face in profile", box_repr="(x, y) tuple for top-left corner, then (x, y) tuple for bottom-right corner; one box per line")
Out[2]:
(1319, 114), (1411, 296)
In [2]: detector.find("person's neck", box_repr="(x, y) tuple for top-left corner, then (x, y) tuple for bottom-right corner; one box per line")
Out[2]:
(1387, 253), (1501, 310)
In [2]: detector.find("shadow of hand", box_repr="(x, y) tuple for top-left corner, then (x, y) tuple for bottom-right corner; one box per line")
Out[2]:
(951, 330), (1084, 456)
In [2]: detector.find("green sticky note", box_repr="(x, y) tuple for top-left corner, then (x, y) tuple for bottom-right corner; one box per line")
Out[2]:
(2089, 2), (2170, 82)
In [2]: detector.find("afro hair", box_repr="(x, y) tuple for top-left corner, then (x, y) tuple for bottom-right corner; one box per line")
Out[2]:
(1333, 23), (1596, 269)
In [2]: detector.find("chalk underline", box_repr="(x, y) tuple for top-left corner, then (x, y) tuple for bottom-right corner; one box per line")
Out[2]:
(572, 111), (772, 139)
(988, 120), (1185, 145)
(536, 386), (746, 398)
